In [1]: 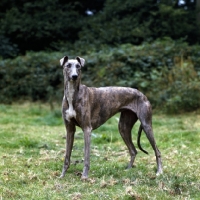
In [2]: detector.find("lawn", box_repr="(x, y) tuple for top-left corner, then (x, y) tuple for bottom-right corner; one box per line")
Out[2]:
(0, 103), (200, 199)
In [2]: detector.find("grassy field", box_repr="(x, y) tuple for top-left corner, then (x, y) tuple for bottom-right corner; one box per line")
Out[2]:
(0, 103), (200, 200)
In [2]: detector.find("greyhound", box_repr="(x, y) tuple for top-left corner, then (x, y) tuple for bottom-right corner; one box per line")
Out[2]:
(59, 56), (163, 180)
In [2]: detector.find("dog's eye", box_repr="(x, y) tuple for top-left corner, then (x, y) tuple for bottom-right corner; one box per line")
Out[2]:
(67, 64), (71, 68)
(76, 64), (81, 69)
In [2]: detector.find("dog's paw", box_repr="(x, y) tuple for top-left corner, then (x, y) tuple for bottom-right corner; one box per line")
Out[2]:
(156, 170), (163, 176)
(81, 175), (88, 181)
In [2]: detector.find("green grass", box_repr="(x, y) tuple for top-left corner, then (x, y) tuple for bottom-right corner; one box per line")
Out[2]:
(0, 103), (200, 199)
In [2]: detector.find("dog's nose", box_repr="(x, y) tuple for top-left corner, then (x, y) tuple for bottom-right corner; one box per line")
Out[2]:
(72, 75), (78, 80)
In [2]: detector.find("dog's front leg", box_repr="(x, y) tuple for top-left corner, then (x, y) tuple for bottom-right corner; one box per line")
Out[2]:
(60, 121), (76, 178)
(81, 126), (92, 180)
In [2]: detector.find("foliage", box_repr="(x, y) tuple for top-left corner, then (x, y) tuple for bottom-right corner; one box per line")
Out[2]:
(148, 61), (200, 113)
(0, 103), (200, 199)
(0, 34), (19, 59)
(0, 39), (200, 112)
(0, 0), (198, 58)
(78, 0), (196, 48)
(0, 52), (63, 103)
(0, 0), (90, 55)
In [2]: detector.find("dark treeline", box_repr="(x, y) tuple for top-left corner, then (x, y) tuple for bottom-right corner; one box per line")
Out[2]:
(0, 0), (199, 58)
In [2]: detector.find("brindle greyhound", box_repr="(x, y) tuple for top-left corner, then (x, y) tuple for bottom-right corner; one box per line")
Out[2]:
(59, 56), (163, 179)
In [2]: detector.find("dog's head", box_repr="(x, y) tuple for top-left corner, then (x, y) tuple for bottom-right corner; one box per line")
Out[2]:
(60, 56), (85, 81)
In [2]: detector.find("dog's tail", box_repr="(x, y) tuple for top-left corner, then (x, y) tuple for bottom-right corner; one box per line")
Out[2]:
(137, 124), (148, 155)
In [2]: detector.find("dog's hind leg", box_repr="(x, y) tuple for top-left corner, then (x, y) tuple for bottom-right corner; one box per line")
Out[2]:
(118, 110), (138, 169)
(60, 121), (76, 178)
(139, 111), (163, 175)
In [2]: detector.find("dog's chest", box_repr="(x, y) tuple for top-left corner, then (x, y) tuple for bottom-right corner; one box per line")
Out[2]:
(65, 82), (76, 121)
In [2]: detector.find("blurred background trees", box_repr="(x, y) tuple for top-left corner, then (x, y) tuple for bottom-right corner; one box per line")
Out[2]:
(0, 0), (199, 57)
(0, 0), (200, 113)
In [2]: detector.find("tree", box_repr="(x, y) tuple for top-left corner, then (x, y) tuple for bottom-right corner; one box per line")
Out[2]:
(0, 0), (105, 57)
(0, 0), (82, 53)
(77, 0), (197, 47)
(0, 0), (199, 58)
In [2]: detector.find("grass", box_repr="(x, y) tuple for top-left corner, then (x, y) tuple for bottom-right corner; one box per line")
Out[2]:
(0, 103), (200, 199)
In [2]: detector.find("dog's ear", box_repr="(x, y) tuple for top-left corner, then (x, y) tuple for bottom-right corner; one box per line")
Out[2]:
(76, 56), (85, 67)
(60, 56), (68, 67)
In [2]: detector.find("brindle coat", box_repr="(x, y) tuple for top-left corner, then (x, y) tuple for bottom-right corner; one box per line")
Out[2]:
(60, 56), (163, 179)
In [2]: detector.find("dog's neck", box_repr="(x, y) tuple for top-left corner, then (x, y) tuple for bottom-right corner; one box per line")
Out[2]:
(64, 75), (80, 97)
(64, 77), (81, 121)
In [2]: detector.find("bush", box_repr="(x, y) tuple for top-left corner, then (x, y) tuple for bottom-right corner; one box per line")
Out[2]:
(158, 63), (200, 113)
(0, 39), (200, 113)
(0, 52), (63, 103)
